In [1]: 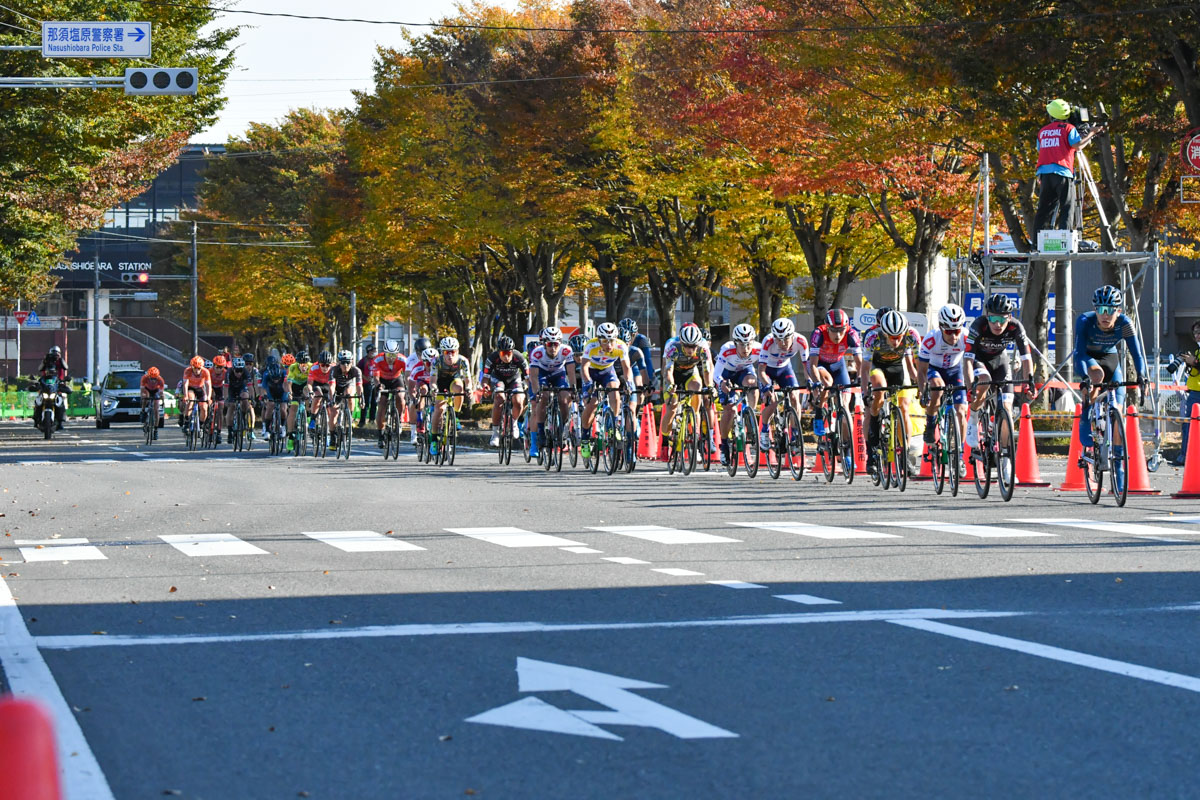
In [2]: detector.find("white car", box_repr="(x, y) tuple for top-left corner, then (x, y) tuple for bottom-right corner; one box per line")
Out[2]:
(94, 367), (175, 428)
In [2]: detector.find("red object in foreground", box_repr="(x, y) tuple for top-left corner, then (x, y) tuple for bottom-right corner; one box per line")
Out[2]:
(1124, 406), (1161, 495)
(1059, 408), (1086, 491)
(1016, 403), (1050, 487)
(0, 696), (61, 800)
(1173, 405), (1200, 499)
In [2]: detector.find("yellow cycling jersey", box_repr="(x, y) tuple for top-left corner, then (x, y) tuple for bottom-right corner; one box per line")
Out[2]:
(287, 362), (310, 385)
(581, 338), (628, 371)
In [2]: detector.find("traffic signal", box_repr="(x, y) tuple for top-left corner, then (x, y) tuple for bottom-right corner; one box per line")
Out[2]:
(124, 67), (197, 96)
(120, 272), (151, 283)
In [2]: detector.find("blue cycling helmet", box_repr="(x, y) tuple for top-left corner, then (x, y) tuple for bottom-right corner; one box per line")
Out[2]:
(1092, 285), (1123, 308)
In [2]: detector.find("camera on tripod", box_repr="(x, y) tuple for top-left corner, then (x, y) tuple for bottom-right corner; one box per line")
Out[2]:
(1068, 101), (1108, 135)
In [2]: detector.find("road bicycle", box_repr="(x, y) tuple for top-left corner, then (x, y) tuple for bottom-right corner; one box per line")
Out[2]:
(291, 393), (308, 457)
(722, 386), (760, 479)
(868, 385), (914, 491)
(183, 398), (203, 452)
(309, 388), (330, 459)
(411, 390), (431, 463)
(1080, 380), (1139, 507)
(519, 392), (535, 464)
(431, 390), (468, 466)
(969, 379), (1029, 501)
(228, 398), (248, 452)
(267, 399), (286, 455)
(333, 393), (356, 460)
(142, 392), (161, 446)
(814, 382), (856, 484)
(537, 387), (571, 472)
(763, 385), (805, 481)
(665, 387), (710, 476)
(379, 388), (404, 461)
(587, 383), (636, 476)
(696, 390), (716, 472)
(925, 381), (965, 497)
(493, 386), (524, 466)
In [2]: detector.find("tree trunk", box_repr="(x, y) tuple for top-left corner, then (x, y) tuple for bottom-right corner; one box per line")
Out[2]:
(746, 257), (787, 336)
(592, 250), (637, 321)
(646, 264), (679, 343)
(1021, 258), (1053, 380)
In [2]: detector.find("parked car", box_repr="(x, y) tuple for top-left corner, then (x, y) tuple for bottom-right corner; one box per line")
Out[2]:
(94, 363), (175, 428)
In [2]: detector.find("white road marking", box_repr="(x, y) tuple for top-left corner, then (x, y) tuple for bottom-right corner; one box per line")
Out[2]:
(589, 525), (740, 545)
(0, 577), (116, 797)
(651, 568), (705, 577)
(560, 546), (603, 554)
(128, 451), (150, 458)
(108, 446), (125, 452)
(18, 461), (53, 466)
(602, 557), (650, 565)
(80, 458), (119, 464)
(707, 580), (766, 589)
(893, 618), (1200, 694)
(15, 538), (107, 562)
(445, 527), (585, 548)
(1011, 518), (1197, 542)
(144, 457), (183, 462)
(876, 521), (1056, 538)
(33, 607), (1023, 649)
(729, 521), (900, 540)
(158, 533), (269, 557)
(301, 531), (425, 553)
(775, 594), (843, 605)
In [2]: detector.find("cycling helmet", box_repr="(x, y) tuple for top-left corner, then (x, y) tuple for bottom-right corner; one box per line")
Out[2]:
(679, 325), (704, 346)
(242, 352), (255, 363)
(1093, 285), (1123, 308)
(265, 355), (279, 367)
(771, 318), (796, 340)
(147, 366), (161, 378)
(413, 337), (429, 352)
(597, 321), (619, 340)
(281, 353), (296, 366)
(48, 346), (62, 357)
(213, 355), (227, 368)
(190, 356), (204, 369)
(383, 339), (401, 354)
(297, 350), (310, 362)
(876, 306), (893, 322)
(203, 359), (214, 369)
(937, 303), (966, 330)
(732, 323), (755, 343)
(826, 308), (850, 328)
(985, 294), (1017, 315)
(497, 336), (515, 352)
(317, 350), (332, 366)
(541, 326), (563, 344)
(422, 347), (439, 362)
(879, 309), (908, 337)
(569, 334), (586, 351)
(336, 349), (353, 364)
(618, 318), (638, 336)
(439, 336), (459, 352)
(231, 357), (246, 369)
(364, 343), (376, 354)
(700, 327), (712, 342)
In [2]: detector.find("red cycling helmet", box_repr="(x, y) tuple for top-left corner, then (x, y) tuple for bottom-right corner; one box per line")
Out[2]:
(825, 308), (849, 328)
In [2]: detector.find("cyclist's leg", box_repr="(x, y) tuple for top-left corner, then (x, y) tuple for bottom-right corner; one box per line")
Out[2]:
(867, 363), (889, 448)
(925, 368), (946, 442)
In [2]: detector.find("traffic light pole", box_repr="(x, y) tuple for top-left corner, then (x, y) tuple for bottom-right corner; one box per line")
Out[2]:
(92, 242), (100, 386)
(191, 221), (198, 357)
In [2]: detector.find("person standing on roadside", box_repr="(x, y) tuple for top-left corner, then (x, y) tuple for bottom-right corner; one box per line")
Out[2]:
(1030, 99), (1104, 243)
(357, 342), (378, 428)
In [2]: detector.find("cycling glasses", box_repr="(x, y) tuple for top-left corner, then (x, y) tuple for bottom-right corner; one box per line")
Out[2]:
(1095, 304), (1120, 315)
(986, 315), (1009, 324)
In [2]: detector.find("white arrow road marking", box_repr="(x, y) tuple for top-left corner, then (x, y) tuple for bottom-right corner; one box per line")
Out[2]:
(467, 657), (736, 740)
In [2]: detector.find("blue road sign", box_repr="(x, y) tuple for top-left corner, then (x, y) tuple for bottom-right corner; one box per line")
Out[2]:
(42, 22), (151, 59)
(25, 310), (41, 327)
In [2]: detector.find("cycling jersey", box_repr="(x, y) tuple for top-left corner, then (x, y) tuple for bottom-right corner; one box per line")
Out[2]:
(409, 360), (433, 385)
(308, 363), (334, 385)
(183, 367), (210, 388)
(287, 362), (310, 387)
(405, 352), (423, 375)
(756, 333), (808, 368)
(209, 366), (227, 389)
(483, 351), (528, 383)
(528, 344), (574, 373)
(1072, 311), (1147, 378)
(140, 375), (166, 393)
(331, 365), (362, 390)
(435, 354), (471, 381)
(809, 325), (862, 363)
(965, 316), (1032, 361)
(864, 327), (920, 365)
(261, 365), (288, 390)
(581, 339), (629, 371)
(918, 330), (966, 369)
(713, 341), (761, 382)
(228, 367), (259, 392)
(663, 339), (712, 371)
(627, 346), (648, 378)
(371, 354), (407, 381)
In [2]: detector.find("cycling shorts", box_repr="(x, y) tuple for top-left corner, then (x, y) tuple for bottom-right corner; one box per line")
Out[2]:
(761, 363), (799, 390)
(379, 377), (405, 393)
(186, 386), (208, 401)
(816, 359), (850, 387)
(871, 358), (907, 388)
(537, 370), (570, 391)
(290, 382), (307, 401)
(210, 386), (225, 402)
(1083, 350), (1120, 384)
(436, 373), (464, 393)
(972, 355), (1014, 396)
(587, 365), (619, 388)
(927, 364), (967, 405)
(490, 376), (524, 394)
(669, 364), (700, 387)
(264, 385), (289, 403)
(718, 367), (756, 404)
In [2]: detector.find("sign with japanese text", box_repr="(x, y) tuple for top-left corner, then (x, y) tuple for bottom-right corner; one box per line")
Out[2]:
(42, 21), (151, 58)
(1183, 129), (1200, 173)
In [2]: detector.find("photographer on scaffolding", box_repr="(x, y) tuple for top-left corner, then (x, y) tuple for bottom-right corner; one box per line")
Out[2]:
(1031, 99), (1105, 245)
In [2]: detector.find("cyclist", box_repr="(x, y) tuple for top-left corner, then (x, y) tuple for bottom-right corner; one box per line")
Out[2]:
(862, 309), (920, 464)
(807, 309), (864, 438)
(527, 326), (577, 460)
(357, 343), (378, 428)
(405, 337), (431, 378)
(756, 318), (809, 450)
(260, 355), (291, 443)
(225, 357), (258, 442)
(617, 324), (650, 395)
(620, 318), (654, 382)
(963, 295), (1035, 450)
(580, 322), (636, 459)
(714, 323), (762, 467)
(327, 350), (363, 447)
(209, 356), (228, 442)
(1073, 285), (1147, 456)
(429, 337), (474, 458)
(569, 333), (587, 395)
(307, 351), (336, 442)
(372, 339), (409, 449)
(659, 323), (715, 457)
(139, 366), (166, 426)
(408, 346), (439, 445)
(285, 351), (311, 447)
(483, 336), (528, 448)
(916, 303), (970, 477)
(180, 356), (212, 432)
(241, 353), (265, 437)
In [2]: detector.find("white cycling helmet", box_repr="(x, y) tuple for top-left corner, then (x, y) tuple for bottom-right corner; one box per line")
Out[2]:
(937, 303), (966, 330)
(732, 323), (755, 343)
(596, 321), (619, 340)
(439, 336), (459, 351)
(679, 325), (704, 346)
(422, 347), (440, 362)
(879, 309), (908, 337)
(541, 326), (563, 344)
(383, 339), (401, 354)
(771, 318), (796, 339)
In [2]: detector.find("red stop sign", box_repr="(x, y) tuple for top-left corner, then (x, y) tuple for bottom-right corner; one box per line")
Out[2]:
(1184, 129), (1200, 172)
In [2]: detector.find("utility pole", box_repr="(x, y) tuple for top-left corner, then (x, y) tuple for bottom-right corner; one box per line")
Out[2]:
(92, 243), (100, 386)
(349, 290), (357, 355)
(191, 220), (198, 357)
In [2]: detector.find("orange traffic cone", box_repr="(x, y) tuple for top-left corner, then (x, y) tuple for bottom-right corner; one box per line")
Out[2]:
(962, 443), (975, 480)
(0, 697), (61, 800)
(638, 403), (659, 461)
(1173, 405), (1200, 499)
(1015, 402), (1050, 487)
(1124, 405), (1161, 495)
(853, 405), (869, 474)
(1059, 408), (1087, 491)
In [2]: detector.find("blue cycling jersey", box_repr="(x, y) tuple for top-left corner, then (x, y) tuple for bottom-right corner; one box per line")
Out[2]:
(631, 333), (652, 376)
(1072, 311), (1146, 378)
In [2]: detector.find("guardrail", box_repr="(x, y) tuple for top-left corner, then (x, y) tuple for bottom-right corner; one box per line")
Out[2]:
(109, 319), (187, 366)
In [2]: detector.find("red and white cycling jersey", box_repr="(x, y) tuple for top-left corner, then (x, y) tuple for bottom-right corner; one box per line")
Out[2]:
(919, 330), (967, 369)
(371, 353), (406, 381)
(408, 360), (433, 385)
(528, 344), (575, 373)
(713, 341), (761, 381)
(809, 324), (862, 363)
(757, 333), (809, 369)
(308, 363), (334, 385)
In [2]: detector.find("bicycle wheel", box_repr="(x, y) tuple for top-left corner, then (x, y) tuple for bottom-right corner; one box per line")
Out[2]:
(819, 407), (835, 483)
(837, 405), (855, 484)
(697, 402), (712, 472)
(315, 411), (328, 459)
(946, 408), (961, 497)
(892, 406), (909, 492)
(742, 405), (759, 479)
(622, 405), (637, 473)
(995, 404), (1016, 501)
(681, 404), (698, 476)
(567, 407), (580, 469)
(783, 404), (804, 481)
(602, 406), (619, 476)
(144, 407), (153, 446)
(765, 416), (782, 480)
(666, 416), (680, 475)
(498, 403), (509, 466)
(1108, 405), (1128, 507)
(339, 405), (353, 460)
(932, 415), (947, 495)
(521, 405), (533, 463)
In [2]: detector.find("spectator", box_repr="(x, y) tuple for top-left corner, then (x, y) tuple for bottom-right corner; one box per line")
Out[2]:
(357, 342), (379, 427)
(1176, 321), (1200, 466)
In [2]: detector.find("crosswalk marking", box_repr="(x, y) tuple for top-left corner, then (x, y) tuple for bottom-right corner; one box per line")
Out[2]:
(729, 521), (900, 540)
(18, 461), (52, 466)
(602, 556), (650, 565)
(707, 580), (766, 589)
(80, 459), (118, 464)
(1010, 519), (1199, 540)
(301, 531), (425, 553)
(445, 527), (585, 548)
(560, 546), (603, 554)
(588, 525), (741, 545)
(775, 594), (842, 605)
(14, 538), (107, 562)
(651, 568), (705, 577)
(159, 533), (269, 557)
(876, 521), (1056, 539)
(144, 458), (183, 463)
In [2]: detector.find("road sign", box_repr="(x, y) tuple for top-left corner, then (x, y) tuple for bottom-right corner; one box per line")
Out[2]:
(965, 292), (1055, 346)
(42, 21), (151, 59)
(312, 277), (339, 288)
(13, 310), (29, 325)
(467, 657), (737, 741)
(24, 310), (41, 328)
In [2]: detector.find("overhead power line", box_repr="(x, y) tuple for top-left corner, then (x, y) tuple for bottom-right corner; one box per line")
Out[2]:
(84, 230), (315, 247)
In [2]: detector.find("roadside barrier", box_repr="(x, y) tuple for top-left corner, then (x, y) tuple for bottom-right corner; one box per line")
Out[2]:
(0, 696), (61, 800)
(1124, 406), (1161, 496)
(1016, 403), (1050, 487)
(1173, 406), (1200, 499)
(1059, 408), (1086, 491)
(638, 403), (658, 461)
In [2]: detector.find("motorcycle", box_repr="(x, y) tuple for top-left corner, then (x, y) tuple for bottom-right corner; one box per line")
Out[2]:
(32, 376), (66, 440)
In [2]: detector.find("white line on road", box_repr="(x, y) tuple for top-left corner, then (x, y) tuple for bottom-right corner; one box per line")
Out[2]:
(775, 594), (843, 605)
(589, 525), (741, 545)
(33, 607), (1023, 649)
(445, 527), (585, 548)
(892, 618), (1200, 694)
(0, 577), (116, 798)
(108, 446), (125, 452)
(301, 531), (425, 553)
(560, 546), (603, 554)
(14, 538), (107, 562)
(1010, 518), (1197, 542)
(651, 568), (705, 577)
(729, 521), (901, 540)
(18, 461), (53, 466)
(159, 533), (270, 557)
(876, 521), (1056, 538)
(602, 557), (650, 565)
(80, 459), (119, 464)
(707, 580), (766, 589)
(128, 451), (149, 458)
